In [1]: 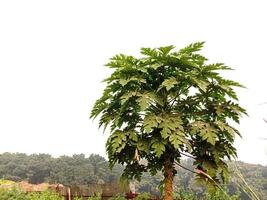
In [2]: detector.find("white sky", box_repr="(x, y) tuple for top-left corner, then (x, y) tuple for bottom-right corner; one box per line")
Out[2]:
(0, 0), (267, 165)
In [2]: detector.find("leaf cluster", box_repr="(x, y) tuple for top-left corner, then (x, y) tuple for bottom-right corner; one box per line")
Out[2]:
(90, 42), (246, 185)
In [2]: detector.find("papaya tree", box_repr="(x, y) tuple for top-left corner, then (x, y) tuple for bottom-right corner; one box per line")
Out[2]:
(90, 42), (246, 200)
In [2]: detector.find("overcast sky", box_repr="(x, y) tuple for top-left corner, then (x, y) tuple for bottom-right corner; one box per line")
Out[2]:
(0, 0), (267, 165)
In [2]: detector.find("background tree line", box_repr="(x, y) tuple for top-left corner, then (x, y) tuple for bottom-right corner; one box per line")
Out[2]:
(0, 153), (123, 186)
(0, 153), (266, 199)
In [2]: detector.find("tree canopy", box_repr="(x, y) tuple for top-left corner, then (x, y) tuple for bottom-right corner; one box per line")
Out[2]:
(0, 153), (123, 186)
(90, 42), (246, 200)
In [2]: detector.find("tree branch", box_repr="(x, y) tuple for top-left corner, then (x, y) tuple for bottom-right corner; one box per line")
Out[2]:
(179, 152), (196, 160)
(168, 85), (192, 109)
(174, 161), (198, 174)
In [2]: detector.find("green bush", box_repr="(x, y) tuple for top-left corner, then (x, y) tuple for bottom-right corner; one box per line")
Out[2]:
(87, 193), (102, 200)
(0, 187), (28, 200)
(0, 188), (63, 200)
(173, 189), (241, 200)
(135, 192), (151, 200)
(174, 190), (198, 200)
(73, 196), (83, 200)
(28, 190), (63, 200)
(109, 194), (127, 200)
(204, 189), (240, 200)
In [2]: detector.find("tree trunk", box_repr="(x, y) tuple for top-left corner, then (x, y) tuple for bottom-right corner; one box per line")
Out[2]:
(164, 158), (174, 200)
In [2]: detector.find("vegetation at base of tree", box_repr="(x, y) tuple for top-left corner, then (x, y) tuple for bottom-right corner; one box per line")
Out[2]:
(139, 159), (265, 200)
(135, 192), (151, 200)
(0, 153), (266, 199)
(90, 42), (247, 200)
(0, 187), (248, 200)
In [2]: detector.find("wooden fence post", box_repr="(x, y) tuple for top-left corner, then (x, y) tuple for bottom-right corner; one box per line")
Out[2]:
(67, 187), (71, 200)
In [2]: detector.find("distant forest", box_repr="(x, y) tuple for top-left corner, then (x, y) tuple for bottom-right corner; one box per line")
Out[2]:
(0, 153), (266, 199)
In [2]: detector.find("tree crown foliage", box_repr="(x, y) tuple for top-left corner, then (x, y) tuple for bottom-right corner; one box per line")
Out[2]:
(0, 153), (123, 185)
(90, 42), (246, 187)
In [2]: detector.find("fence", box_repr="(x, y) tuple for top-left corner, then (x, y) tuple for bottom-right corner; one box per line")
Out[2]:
(50, 183), (130, 200)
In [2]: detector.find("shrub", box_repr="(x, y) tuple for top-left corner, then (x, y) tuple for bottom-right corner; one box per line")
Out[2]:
(0, 187), (64, 200)
(135, 192), (151, 200)
(174, 190), (198, 200)
(0, 187), (28, 200)
(204, 189), (240, 200)
(87, 193), (102, 200)
(109, 194), (127, 200)
(28, 190), (63, 200)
